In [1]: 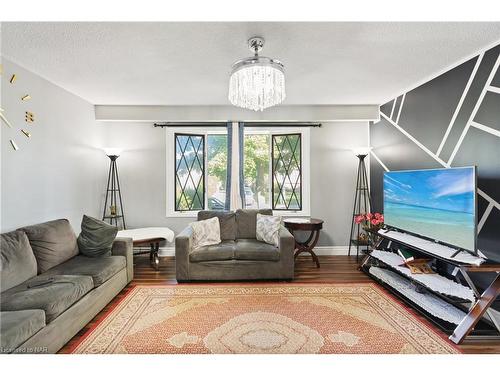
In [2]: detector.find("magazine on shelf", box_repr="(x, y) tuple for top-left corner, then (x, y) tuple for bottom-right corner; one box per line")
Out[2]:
(396, 248), (434, 274)
(397, 248), (415, 263)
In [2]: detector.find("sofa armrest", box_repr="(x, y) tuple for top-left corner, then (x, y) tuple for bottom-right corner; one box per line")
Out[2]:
(175, 226), (194, 281)
(112, 237), (134, 283)
(279, 225), (295, 278)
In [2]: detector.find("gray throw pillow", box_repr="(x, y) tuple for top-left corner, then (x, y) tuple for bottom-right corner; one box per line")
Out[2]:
(77, 215), (118, 257)
(0, 230), (38, 292)
(20, 219), (79, 274)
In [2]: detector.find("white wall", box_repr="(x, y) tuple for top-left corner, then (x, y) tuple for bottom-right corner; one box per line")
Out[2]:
(1, 59), (105, 232)
(0, 57), (370, 246)
(95, 104), (379, 122)
(310, 122), (369, 246)
(100, 121), (369, 246)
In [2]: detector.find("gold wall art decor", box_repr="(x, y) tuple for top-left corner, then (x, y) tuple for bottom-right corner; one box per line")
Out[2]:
(1, 69), (37, 151)
(25, 111), (35, 123)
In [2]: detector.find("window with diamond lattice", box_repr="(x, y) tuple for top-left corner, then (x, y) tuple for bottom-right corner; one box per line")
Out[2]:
(272, 134), (302, 210)
(175, 134), (205, 211)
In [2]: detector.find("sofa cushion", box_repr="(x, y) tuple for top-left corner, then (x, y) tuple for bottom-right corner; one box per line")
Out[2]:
(77, 215), (118, 257)
(189, 240), (235, 263)
(234, 239), (280, 261)
(0, 230), (38, 293)
(20, 219), (79, 273)
(198, 211), (236, 240)
(43, 255), (126, 287)
(235, 209), (273, 239)
(0, 274), (93, 323)
(0, 310), (46, 353)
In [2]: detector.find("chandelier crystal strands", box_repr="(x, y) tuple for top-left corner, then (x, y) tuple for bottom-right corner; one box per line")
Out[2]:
(228, 37), (286, 111)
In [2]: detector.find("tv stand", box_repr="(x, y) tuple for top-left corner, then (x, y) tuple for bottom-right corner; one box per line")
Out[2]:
(361, 228), (500, 344)
(382, 227), (467, 259)
(376, 228), (485, 265)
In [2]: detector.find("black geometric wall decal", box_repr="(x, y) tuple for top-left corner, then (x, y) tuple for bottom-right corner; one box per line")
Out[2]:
(492, 64), (500, 87)
(477, 193), (490, 222)
(396, 57), (478, 154)
(370, 43), (500, 265)
(451, 126), (500, 204)
(439, 44), (500, 161)
(474, 91), (500, 132)
(477, 206), (500, 263)
(370, 117), (442, 171)
(379, 99), (394, 118)
(369, 156), (385, 213)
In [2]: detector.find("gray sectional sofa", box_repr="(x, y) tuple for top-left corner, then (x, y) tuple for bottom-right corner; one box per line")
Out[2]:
(0, 219), (133, 354)
(175, 209), (295, 281)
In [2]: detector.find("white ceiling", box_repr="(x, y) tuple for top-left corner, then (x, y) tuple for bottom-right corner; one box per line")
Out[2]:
(2, 22), (500, 106)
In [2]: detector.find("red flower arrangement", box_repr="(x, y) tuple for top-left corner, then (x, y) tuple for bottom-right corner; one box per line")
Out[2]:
(354, 212), (384, 227)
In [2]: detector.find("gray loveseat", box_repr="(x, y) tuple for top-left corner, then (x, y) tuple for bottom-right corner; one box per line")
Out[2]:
(175, 209), (295, 281)
(0, 219), (133, 354)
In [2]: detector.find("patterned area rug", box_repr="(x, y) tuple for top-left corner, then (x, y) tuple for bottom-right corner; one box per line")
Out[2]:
(70, 284), (460, 354)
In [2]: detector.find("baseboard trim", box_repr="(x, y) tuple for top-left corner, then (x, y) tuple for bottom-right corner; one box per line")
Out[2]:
(310, 246), (350, 256)
(157, 246), (350, 257)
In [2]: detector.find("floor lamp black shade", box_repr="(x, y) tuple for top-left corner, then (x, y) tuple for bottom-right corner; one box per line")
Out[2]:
(102, 153), (126, 229)
(348, 153), (371, 261)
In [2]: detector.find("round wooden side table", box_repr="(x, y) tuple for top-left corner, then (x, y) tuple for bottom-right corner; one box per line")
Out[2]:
(283, 218), (324, 268)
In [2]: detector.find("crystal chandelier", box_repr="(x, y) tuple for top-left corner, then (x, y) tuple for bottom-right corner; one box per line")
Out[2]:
(229, 37), (285, 111)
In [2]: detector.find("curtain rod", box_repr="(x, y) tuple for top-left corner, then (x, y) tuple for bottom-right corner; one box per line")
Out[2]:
(153, 122), (322, 128)
(154, 122), (227, 127)
(246, 122), (321, 128)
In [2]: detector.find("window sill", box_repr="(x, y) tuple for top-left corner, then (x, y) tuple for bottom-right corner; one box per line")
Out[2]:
(166, 210), (310, 219)
(166, 212), (199, 218)
(275, 211), (310, 217)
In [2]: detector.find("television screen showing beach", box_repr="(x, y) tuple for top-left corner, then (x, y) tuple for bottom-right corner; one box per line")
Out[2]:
(383, 167), (476, 252)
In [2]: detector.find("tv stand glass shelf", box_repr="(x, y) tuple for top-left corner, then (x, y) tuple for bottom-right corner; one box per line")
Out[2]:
(377, 229), (485, 266)
(361, 227), (500, 344)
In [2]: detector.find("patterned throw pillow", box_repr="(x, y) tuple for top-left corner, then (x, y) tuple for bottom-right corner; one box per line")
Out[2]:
(190, 217), (221, 250)
(256, 213), (281, 247)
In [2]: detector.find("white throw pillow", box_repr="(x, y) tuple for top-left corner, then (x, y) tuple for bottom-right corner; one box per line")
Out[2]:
(190, 217), (221, 250)
(256, 213), (281, 247)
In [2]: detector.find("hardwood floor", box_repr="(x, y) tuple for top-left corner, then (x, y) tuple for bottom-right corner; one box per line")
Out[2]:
(60, 255), (500, 354)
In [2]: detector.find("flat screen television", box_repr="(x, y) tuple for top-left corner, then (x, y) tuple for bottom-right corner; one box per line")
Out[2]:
(383, 166), (477, 253)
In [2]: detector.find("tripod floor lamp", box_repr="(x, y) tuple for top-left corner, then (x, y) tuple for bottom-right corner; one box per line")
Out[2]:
(348, 147), (372, 261)
(102, 148), (126, 229)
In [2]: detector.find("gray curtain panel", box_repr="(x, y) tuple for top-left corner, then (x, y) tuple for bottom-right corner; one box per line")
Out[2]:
(225, 120), (232, 210)
(239, 122), (245, 206)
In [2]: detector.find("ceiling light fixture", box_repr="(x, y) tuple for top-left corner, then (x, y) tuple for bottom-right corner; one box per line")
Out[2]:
(228, 37), (285, 112)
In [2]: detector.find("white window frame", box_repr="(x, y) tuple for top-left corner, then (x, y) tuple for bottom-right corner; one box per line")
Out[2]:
(166, 126), (310, 218)
(245, 127), (310, 217)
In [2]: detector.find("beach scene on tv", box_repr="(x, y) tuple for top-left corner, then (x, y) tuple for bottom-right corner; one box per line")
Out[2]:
(383, 167), (476, 252)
